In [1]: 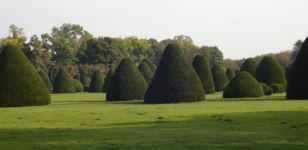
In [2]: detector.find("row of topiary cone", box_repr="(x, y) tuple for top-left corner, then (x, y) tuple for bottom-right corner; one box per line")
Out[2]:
(1, 36), (308, 107)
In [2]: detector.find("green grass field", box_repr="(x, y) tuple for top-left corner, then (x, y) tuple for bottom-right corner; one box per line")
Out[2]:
(0, 92), (307, 150)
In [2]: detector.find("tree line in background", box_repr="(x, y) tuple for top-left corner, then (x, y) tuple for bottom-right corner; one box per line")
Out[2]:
(0, 24), (301, 81)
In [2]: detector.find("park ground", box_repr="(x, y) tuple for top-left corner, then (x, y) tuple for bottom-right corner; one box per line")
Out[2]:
(0, 92), (307, 150)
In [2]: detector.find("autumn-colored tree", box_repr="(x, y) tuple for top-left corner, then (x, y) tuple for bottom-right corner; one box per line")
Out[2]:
(173, 35), (199, 52)
(223, 59), (238, 70)
(274, 50), (292, 69)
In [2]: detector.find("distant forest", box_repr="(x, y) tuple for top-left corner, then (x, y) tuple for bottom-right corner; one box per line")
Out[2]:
(0, 23), (302, 80)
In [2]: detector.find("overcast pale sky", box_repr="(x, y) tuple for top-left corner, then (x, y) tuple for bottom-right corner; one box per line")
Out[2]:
(1, 0), (307, 59)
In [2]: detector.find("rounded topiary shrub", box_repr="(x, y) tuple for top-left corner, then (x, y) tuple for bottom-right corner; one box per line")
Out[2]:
(226, 68), (235, 81)
(89, 69), (104, 93)
(235, 68), (240, 75)
(144, 43), (205, 103)
(192, 55), (215, 94)
(260, 83), (273, 95)
(287, 36), (308, 99)
(270, 83), (284, 93)
(138, 62), (154, 85)
(240, 58), (259, 76)
(83, 85), (89, 92)
(0, 45), (51, 107)
(52, 67), (76, 93)
(80, 75), (89, 86)
(102, 68), (115, 93)
(223, 71), (264, 98)
(254, 56), (287, 91)
(142, 58), (156, 73)
(211, 64), (229, 92)
(72, 79), (83, 92)
(107, 58), (148, 101)
(39, 70), (53, 93)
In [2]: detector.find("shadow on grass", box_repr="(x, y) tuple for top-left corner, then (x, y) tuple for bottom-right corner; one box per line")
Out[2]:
(0, 111), (307, 150)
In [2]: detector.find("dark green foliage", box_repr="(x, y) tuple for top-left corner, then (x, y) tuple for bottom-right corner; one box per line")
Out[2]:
(138, 62), (154, 85)
(80, 75), (89, 86)
(287, 37), (308, 99)
(192, 55), (215, 94)
(270, 83), (284, 93)
(83, 85), (89, 92)
(260, 83), (273, 95)
(38, 70), (53, 93)
(223, 71), (264, 98)
(211, 64), (229, 92)
(89, 70), (104, 92)
(0, 45), (51, 107)
(72, 79), (83, 92)
(144, 43), (205, 103)
(142, 58), (156, 73)
(226, 68), (235, 81)
(235, 68), (240, 75)
(254, 56), (287, 91)
(107, 58), (148, 101)
(284, 64), (293, 82)
(102, 68), (115, 93)
(240, 58), (259, 76)
(52, 67), (76, 93)
(86, 78), (91, 85)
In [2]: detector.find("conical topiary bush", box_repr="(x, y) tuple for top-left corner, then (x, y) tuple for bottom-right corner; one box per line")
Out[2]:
(39, 70), (53, 93)
(226, 68), (235, 81)
(192, 55), (215, 94)
(254, 56), (287, 91)
(223, 71), (264, 98)
(72, 79), (83, 92)
(235, 68), (240, 75)
(287, 37), (308, 99)
(138, 62), (154, 85)
(142, 58), (156, 73)
(52, 67), (76, 93)
(240, 58), (259, 76)
(102, 68), (115, 93)
(106, 58), (148, 101)
(89, 69), (104, 92)
(80, 75), (89, 86)
(211, 64), (229, 92)
(0, 45), (51, 107)
(144, 43), (205, 103)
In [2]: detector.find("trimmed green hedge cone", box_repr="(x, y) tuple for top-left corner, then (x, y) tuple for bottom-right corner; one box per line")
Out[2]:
(138, 62), (154, 85)
(72, 79), (83, 92)
(287, 37), (308, 99)
(0, 45), (51, 107)
(142, 58), (156, 73)
(211, 64), (229, 92)
(254, 56), (287, 91)
(39, 70), (53, 93)
(235, 68), (240, 75)
(80, 75), (89, 86)
(106, 58), (148, 101)
(192, 55), (215, 94)
(144, 43), (205, 103)
(89, 69), (104, 92)
(271, 83), (284, 93)
(240, 58), (259, 76)
(86, 78), (91, 85)
(52, 67), (76, 93)
(223, 71), (264, 98)
(102, 68), (115, 93)
(226, 68), (235, 81)
(260, 83), (273, 95)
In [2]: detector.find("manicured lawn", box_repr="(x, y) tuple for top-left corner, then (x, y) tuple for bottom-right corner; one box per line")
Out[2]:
(0, 92), (307, 149)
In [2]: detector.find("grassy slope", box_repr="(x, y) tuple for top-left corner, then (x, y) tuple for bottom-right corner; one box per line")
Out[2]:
(0, 92), (307, 150)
